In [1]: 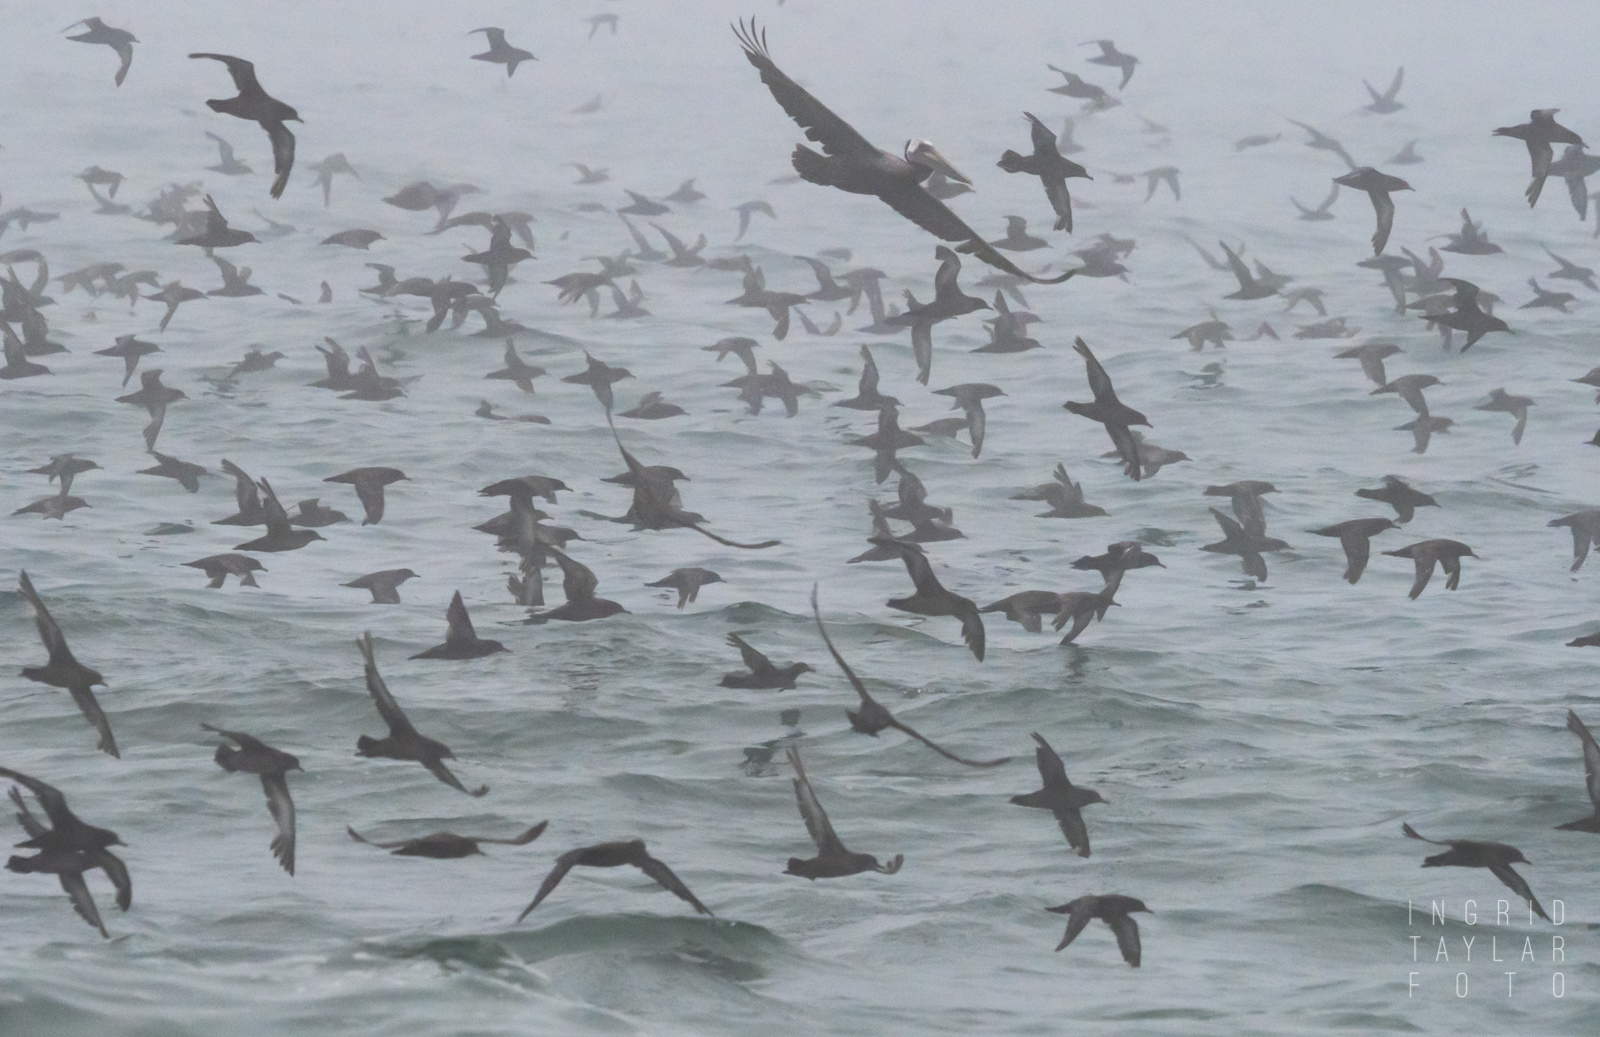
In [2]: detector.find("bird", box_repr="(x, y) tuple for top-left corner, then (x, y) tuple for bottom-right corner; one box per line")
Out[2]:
(982, 591), (1072, 635)
(811, 585), (1007, 765)
(2, 769), (130, 935)
(1556, 710), (1600, 833)
(27, 454), (100, 496)
(1475, 388), (1533, 444)
(202, 724), (299, 875)
(306, 153), (358, 206)
(517, 840), (711, 919)
(523, 547), (627, 623)
(932, 383), (1003, 458)
(1371, 373), (1440, 417)
(143, 281), (205, 332)
(1362, 67), (1404, 113)
(834, 345), (900, 410)
(1544, 246), (1597, 291)
(567, 163), (609, 184)
(1011, 732), (1105, 857)
(585, 14), (619, 39)
(133, 453), (205, 494)
(733, 200), (776, 240)
(1548, 145), (1600, 220)
(562, 351), (632, 415)
(94, 335), (159, 387)
(1202, 508), (1287, 582)
(1439, 208), (1502, 255)
(177, 195), (258, 248)
(734, 21), (1072, 285)
(1308, 518), (1399, 583)
(1046, 894), (1150, 966)
(1203, 481), (1277, 540)
(208, 256), (265, 299)
(233, 478), (324, 553)
(719, 633), (813, 690)
(1081, 40), (1138, 89)
(1287, 120), (1356, 169)
(1550, 511), (1600, 572)
(1402, 823), (1548, 921)
(484, 340), (546, 395)
(321, 229), (382, 249)
(204, 131), (252, 175)
(871, 538), (985, 660)
(783, 747), (903, 879)
(412, 592), (508, 660)
(16, 572), (117, 758)
(1390, 140), (1424, 164)
(1334, 343), (1401, 386)
(347, 822), (547, 858)
(355, 633), (488, 796)
(1494, 109), (1585, 207)
(0, 322), (49, 379)
(989, 215), (1048, 251)
(1051, 588), (1121, 645)
(1011, 463), (1107, 519)
(64, 18), (136, 86)
(1064, 338), (1150, 481)
(1292, 183), (1339, 221)
(1218, 241), (1277, 300)
(342, 569), (419, 604)
(1383, 540), (1477, 599)
(605, 425), (780, 549)
(115, 369), (187, 450)
(183, 553), (265, 589)
(464, 218), (532, 296)
(469, 28), (535, 76)
(996, 113), (1089, 232)
(1142, 166), (1181, 202)
(1356, 476), (1438, 523)
(1523, 277), (1576, 312)
(1333, 168), (1411, 254)
(189, 53), (300, 199)
(323, 467), (407, 525)
(213, 460), (267, 526)
(644, 568), (724, 609)
(1045, 65), (1118, 111)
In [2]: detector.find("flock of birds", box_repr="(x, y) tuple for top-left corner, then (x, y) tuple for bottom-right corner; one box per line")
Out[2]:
(5, 14), (1600, 972)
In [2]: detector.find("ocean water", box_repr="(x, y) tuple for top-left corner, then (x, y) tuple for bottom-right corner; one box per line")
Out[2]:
(2, 2), (1599, 1034)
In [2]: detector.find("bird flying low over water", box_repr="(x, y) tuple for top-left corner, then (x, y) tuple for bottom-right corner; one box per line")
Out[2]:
(1383, 539), (1477, 599)
(1556, 710), (1600, 833)
(411, 591), (509, 660)
(1495, 109), (1585, 208)
(355, 633), (488, 796)
(1012, 732), (1105, 856)
(1064, 338), (1150, 481)
(517, 840), (711, 919)
(733, 20), (1073, 285)
(1047, 894), (1149, 966)
(720, 633), (813, 690)
(784, 747), (903, 879)
(997, 112), (1089, 232)
(348, 821), (547, 858)
(3, 768), (130, 937)
(1333, 168), (1411, 254)
(812, 586), (1008, 767)
(17, 572), (117, 758)
(1309, 518), (1398, 583)
(1402, 823), (1548, 921)
(871, 538), (985, 660)
(64, 18), (136, 87)
(469, 28), (535, 77)
(189, 53), (300, 199)
(203, 724), (299, 875)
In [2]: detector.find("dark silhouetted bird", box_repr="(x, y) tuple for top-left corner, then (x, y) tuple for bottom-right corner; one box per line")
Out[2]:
(1047, 894), (1150, 966)
(1011, 732), (1105, 857)
(517, 840), (711, 918)
(355, 632), (488, 796)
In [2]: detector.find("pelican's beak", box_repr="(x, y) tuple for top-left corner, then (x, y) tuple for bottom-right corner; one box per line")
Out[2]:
(907, 140), (972, 185)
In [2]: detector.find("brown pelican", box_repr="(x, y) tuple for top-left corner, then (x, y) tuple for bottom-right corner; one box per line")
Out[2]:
(734, 21), (1072, 285)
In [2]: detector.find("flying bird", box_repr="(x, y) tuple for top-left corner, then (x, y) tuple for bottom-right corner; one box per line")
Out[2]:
(16, 572), (117, 758)
(517, 840), (711, 919)
(871, 538), (985, 660)
(202, 724), (299, 875)
(64, 18), (136, 87)
(1333, 167), (1411, 254)
(1556, 710), (1600, 833)
(1495, 109), (1586, 207)
(411, 591), (509, 660)
(720, 633), (813, 690)
(347, 821), (546, 858)
(783, 747), (904, 879)
(189, 53), (300, 199)
(1080, 40), (1138, 90)
(1064, 338), (1150, 481)
(1011, 732), (1105, 856)
(1362, 67), (1404, 113)
(469, 28), (535, 77)
(1402, 823), (1548, 921)
(734, 21), (1072, 285)
(1047, 894), (1150, 966)
(355, 632), (488, 796)
(996, 113), (1090, 232)
(1309, 518), (1399, 583)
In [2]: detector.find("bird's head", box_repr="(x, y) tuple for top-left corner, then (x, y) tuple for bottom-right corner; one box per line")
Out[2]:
(904, 140), (971, 185)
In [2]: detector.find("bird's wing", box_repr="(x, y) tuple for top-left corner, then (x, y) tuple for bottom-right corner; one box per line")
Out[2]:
(552, 548), (599, 603)
(1210, 507), (1246, 540)
(517, 849), (582, 921)
(1058, 608), (1094, 645)
(1371, 190), (1396, 254)
(733, 21), (878, 160)
(1055, 804), (1091, 856)
(1386, 66), (1404, 100)
(1220, 241), (1254, 290)
(636, 853), (714, 915)
(68, 685), (119, 759)
(887, 539), (941, 598)
(261, 773), (296, 875)
(356, 633), (419, 738)
(1030, 732), (1068, 788)
(444, 591), (479, 645)
(352, 477), (386, 524)
(477, 821), (549, 846)
(1488, 863), (1549, 920)
(0, 767), (73, 834)
(1401, 821), (1446, 845)
(1051, 897), (1095, 951)
(810, 585), (874, 706)
(190, 53), (263, 95)
(1568, 711), (1600, 811)
(1073, 337), (1119, 405)
(787, 747), (846, 855)
(346, 826), (413, 850)
(18, 571), (76, 667)
(59, 867), (109, 938)
(112, 41), (133, 87)
(94, 848), (132, 911)
(1440, 553), (1462, 591)
(955, 597), (986, 660)
(423, 757), (486, 797)
(222, 460), (260, 515)
(8, 787), (48, 839)
(651, 222), (687, 254)
(265, 119), (294, 202)
(727, 632), (775, 677)
(1341, 533), (1372, 582)
(256, 478), (292, 535)
(1107, 913), (1142, 966)
(889, 716), (1010, 767)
